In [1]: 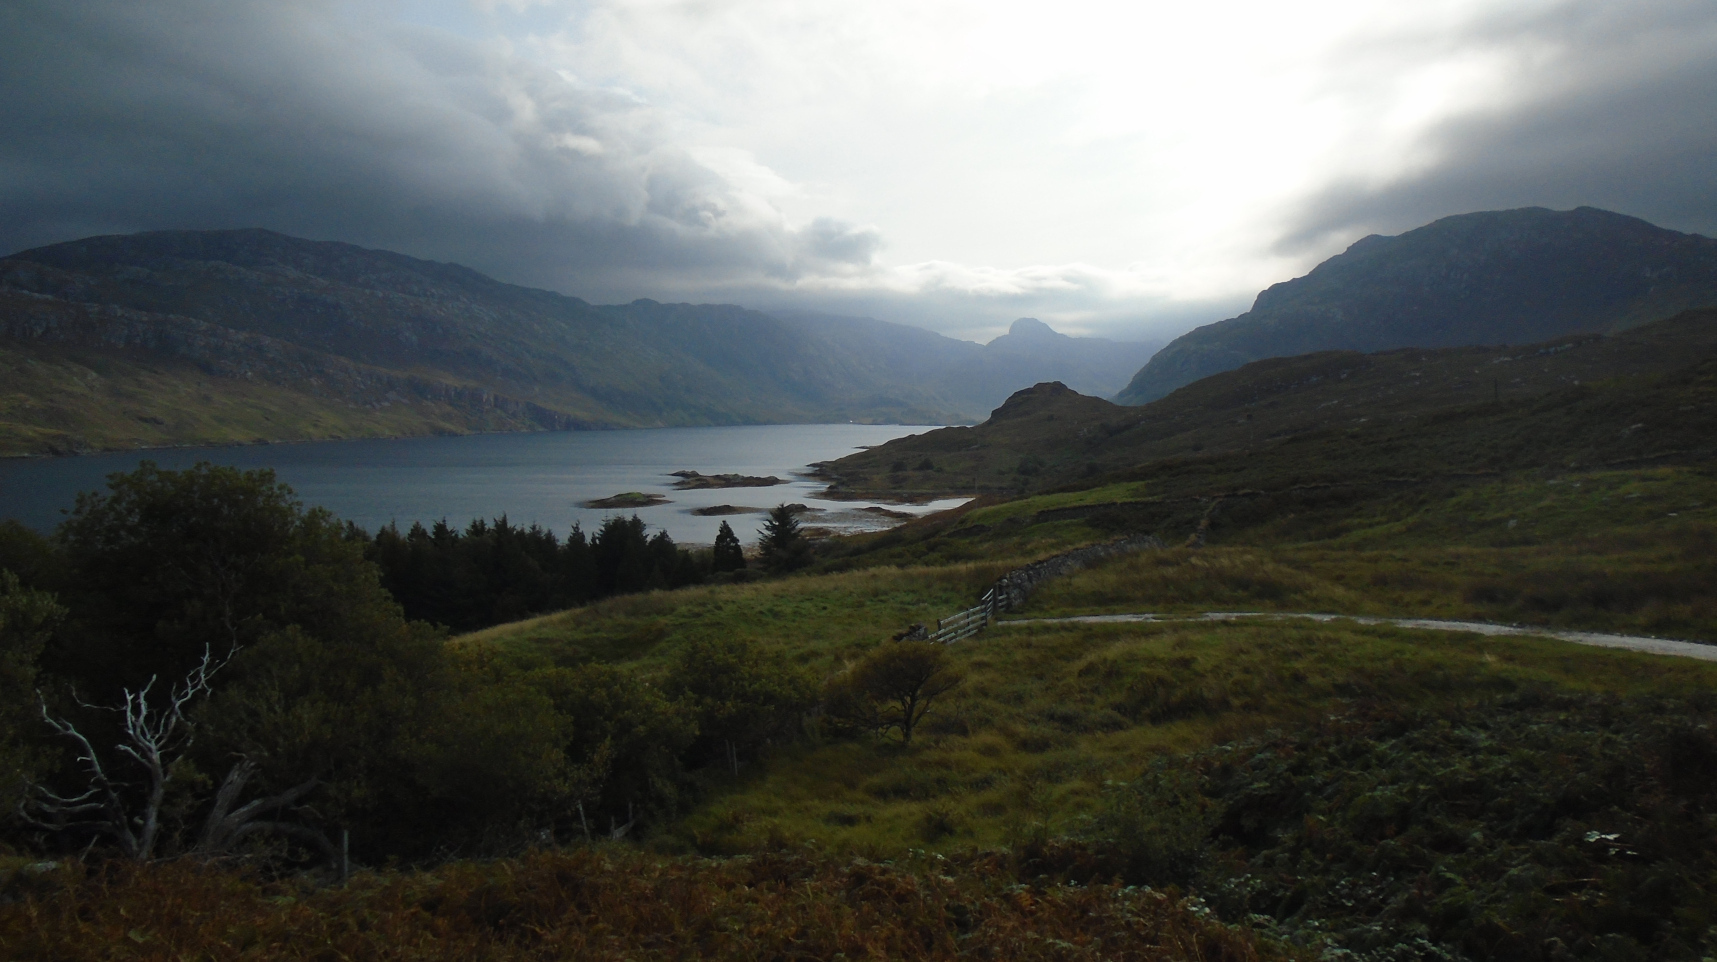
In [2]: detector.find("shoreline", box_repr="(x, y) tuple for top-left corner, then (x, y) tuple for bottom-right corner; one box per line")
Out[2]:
(0, 420), (949, 461)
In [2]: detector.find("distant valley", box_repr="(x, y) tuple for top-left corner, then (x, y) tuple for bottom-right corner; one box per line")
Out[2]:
(0, 229), (1157, 456)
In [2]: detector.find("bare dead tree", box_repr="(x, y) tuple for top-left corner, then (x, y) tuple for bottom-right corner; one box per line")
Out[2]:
(194, 756), (333, 867)
(21, 646), (229, 859)
(21, 645), (336, 869)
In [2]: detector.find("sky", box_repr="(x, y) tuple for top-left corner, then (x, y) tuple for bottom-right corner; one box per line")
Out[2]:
(3, 0), (1715, 343)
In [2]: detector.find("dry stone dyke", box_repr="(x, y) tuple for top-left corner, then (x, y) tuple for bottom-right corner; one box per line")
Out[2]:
(984, 533), (1164, 615)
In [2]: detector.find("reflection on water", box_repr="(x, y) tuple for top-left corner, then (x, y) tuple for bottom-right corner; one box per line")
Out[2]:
(0, 425), (970, 544)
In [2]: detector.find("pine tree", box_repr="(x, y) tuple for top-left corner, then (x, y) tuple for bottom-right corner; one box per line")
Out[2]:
(712, 520), (746, 572)
(757, 504), (812, 574)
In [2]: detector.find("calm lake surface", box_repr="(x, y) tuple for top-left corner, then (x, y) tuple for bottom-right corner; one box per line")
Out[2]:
(0, 424), (968, 544)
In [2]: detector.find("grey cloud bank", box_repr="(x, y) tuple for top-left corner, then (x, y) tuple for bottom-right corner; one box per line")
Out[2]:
(0, 2), (867, 300)
(4, 0), (1717, 346)
(1281, 0), (1717, 252)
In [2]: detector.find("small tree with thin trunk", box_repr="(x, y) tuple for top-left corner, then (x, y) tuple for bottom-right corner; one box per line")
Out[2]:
(824, 641), (964, 746)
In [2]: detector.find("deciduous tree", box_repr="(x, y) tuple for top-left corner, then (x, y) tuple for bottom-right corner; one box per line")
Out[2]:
(52, 462), (384, 698)
(824, 641), (963, 745)
(22, 645), (331, 864)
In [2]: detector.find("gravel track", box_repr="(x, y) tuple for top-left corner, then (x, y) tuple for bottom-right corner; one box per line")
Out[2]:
(997, 611), (1717, 662)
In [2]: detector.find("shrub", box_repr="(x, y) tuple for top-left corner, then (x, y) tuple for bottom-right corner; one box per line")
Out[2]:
(1087, 763), (1213, 887)
(0, 571), (63, 818)
(1076, 693), (1717, 961)
(662, 637), (816, 773)
(824, 641), (964, 745)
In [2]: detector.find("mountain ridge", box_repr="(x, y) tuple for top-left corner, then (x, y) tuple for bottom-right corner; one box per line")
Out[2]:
(760, 310), (1162, 414)
(0, 229), (1156, 455)
(1117, 206), (1717, 404)
(816, 306), (1717, 501)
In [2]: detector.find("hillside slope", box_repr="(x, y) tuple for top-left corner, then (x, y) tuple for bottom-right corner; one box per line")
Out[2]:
(0, 231), (962, 450)
(0, 230), (1148, 456)
(817, 308), (1717, 500)
(1118, 207), (1717, 404)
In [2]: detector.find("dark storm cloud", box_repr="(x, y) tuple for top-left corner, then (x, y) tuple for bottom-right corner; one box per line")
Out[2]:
(1281, 0), (1717, 252)
(0, 0), (862, 301)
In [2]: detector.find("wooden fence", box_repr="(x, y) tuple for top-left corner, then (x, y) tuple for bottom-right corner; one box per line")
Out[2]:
(931, 588), (999, 644)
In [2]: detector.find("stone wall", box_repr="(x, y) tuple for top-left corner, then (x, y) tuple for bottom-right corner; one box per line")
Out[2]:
(986, 533), (1164, 614)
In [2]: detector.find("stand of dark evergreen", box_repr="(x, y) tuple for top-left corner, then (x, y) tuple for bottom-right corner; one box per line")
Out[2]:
(0, 464), (799, 863)
(0, 463), (847, 871)
(366, 516), (771, 632)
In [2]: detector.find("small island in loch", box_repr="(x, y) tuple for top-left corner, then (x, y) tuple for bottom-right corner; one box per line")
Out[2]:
(583, 491), (672, 509)
(690, 504), (766, 516)
(671, 470), (785, 489)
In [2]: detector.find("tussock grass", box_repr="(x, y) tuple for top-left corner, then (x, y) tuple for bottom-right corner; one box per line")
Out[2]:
(819, 515), (1115, 573)
(667, 618), (1717, 856)
(455, 562), (1010, 669)
(1024, 547), (1370, 617)
(1254, 465), (1717, 549)
(1005, 467), (1717, 639)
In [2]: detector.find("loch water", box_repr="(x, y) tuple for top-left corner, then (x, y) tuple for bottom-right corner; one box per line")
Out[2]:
(0, 424), (968, 544)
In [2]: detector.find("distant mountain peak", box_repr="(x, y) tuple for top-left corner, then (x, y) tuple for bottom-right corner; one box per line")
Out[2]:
(989, 380), (1081, 420)
(1117, 206), (1717, 405)
(1006, 317), (1059, 339)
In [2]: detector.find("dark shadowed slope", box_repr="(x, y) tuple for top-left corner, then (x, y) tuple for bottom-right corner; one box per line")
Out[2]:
(1118, 207), (1717, 404)
(0, 230), (959, 442)
(0, 230), (1163, 455)
(818, 307), (1717, 500)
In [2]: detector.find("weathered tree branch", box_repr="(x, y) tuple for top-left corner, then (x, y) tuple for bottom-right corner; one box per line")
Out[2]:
(196, 757), (321, 855)
(24, 645), (232, 860)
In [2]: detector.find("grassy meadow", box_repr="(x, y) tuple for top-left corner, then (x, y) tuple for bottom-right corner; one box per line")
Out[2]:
(584, 613), (1717, 859)
(452, 561), (1010, 671)
(443, 460), (1717, 861)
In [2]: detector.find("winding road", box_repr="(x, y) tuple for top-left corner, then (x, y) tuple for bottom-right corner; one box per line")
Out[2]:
(996, 611), (1717, 662)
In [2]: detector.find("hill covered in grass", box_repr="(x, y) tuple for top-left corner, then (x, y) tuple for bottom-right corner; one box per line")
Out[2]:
(0, 230), (1161, 455)
(441, 447), (1717, 959)
(816, 307), (1717, 501)
(1118, 207), (1717, 403)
